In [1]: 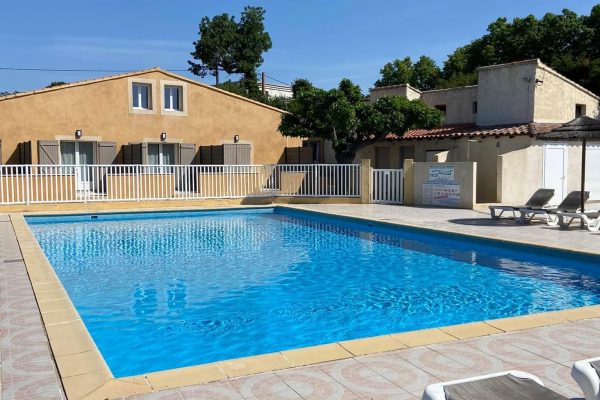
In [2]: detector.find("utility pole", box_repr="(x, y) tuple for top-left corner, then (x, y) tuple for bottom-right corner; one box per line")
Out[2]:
(261, 72), (266, 95)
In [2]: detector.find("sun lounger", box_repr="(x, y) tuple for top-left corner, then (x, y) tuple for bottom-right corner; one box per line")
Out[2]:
(518, 191), (590, 224)
(554, 211), (600, 229)
(489, 189), (555, 220)
(572, 356), (600, 400)
(422, 370), (568, 400)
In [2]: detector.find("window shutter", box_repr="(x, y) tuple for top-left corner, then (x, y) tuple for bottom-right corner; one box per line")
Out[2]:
(130, 143), (148, 164)
(299, 147), (313, 164)
(223, 144), (236, 165)
(236, 144), (251, 165)
(0, 140), (2, 165)
(37, 140), (60, 164)
(178, 143), (196, 165)
(19, 141), (32, 164)
(123, 144), (132, 164)
(212, 145), (224, 165)
(96, 142), (116, 165)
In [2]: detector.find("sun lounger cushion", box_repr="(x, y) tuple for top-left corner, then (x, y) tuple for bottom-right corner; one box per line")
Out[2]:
(444, 374), (568, 400)
(591, 360), (600, 379)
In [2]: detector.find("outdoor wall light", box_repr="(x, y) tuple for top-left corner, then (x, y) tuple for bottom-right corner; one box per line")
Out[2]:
(160, 132), (167, 141)
(234, 134), (240, 143)
(75, 129), (82, 139)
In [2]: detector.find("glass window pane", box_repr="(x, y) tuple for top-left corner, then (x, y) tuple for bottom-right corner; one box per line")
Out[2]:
(78, 142), (94, 165)
(162, 144), (175, 165)
(140, 85), (149, 109)
(173, 88), (180, 110)
(148, 144), (160, 165)
(132, 85), (140, 108)
(60, 142), (76, 165)
(164, 87), (170, 109)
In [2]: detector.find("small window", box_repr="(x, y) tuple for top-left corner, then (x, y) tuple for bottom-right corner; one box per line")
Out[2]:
(472, 101), (478, 114)
(132, 83), (152, 109)
(434, 104), (447, 115)
(576, 104), (586, 117)
(164, 85), (183, 111)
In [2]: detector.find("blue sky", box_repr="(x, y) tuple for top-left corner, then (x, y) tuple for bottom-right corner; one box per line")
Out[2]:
(1, 1), (598, 93)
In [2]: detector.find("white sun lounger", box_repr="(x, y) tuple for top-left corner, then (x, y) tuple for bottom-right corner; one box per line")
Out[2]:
(553, 211), (600, 229)
(422, 370), (567, 400)
(572, 356), (600, 400)
(518, 191), (590, 224)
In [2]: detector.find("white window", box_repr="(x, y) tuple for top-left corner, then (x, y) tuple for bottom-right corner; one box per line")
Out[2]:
(164, 85), (182, 111)
(132, 83), (152, 109)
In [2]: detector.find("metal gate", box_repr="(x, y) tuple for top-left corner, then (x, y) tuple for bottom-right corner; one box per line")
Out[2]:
(371, 169), (404, 204)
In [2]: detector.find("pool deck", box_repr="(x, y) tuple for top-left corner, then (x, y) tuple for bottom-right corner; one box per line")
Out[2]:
(1, 204), (600, 399)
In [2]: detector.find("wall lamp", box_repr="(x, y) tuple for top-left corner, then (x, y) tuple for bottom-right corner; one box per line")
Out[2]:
(160, 132), (167, 141)
(75, 129), (82, 139)
(234, 134), (240, 143)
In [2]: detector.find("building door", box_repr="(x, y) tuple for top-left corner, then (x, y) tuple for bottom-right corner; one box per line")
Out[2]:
(543, 143), (567, 205)
(586, 144), (600, 200)
(60, 141), (94, 191)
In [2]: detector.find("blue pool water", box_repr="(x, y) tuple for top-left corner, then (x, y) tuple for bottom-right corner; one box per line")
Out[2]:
(27, 207), (600, 377)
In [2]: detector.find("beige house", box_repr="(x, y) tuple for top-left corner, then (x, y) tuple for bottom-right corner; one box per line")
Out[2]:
(360, 59), (600, 204)
(0, 68), (301, 168)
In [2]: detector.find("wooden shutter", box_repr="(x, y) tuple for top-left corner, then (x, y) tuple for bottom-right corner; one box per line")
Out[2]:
(123, 144), (132, 164)
(96, 142), (116, 165)
(19, 141), (32, 164)
(236, 144), (251, 165)
(212, 145), (224, 165)
(299, 147), (313, 164)
(38, 140), (60, 164)
(0, 140), (2, 165)
(223, 144), (236, 165)
(130, 143), (148, 164)
(178, 143), (196, 165)
(199, 146), (212, 164)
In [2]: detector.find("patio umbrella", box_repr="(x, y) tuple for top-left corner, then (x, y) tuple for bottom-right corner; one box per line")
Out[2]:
(538, 116), (600, 213)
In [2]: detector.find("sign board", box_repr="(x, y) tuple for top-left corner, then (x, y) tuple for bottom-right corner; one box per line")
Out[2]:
(428, 165), (455, 181)
(423, 182), (461, 207)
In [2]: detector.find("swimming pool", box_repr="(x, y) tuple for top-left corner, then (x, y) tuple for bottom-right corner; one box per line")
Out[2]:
(27, 207), (600, 377)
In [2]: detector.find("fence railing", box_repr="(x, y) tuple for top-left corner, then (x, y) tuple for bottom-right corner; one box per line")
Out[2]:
(0, 164), (362, 205)
(371, 168), (404, 204)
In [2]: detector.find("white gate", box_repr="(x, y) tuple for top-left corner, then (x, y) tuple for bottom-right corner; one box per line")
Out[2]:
(372, 169), (404, 204)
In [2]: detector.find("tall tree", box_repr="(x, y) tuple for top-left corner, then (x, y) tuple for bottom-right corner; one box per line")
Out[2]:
(279, 79), (443, 163)
(189, 6), (272, 92)
(411, 56), (442, 91)
(189, 14), (237, 84)
(374, 57), (413, 87)
(46, 81), (67, 88)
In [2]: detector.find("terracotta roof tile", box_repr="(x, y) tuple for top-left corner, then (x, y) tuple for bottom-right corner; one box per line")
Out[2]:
(386, 122), (561, 140)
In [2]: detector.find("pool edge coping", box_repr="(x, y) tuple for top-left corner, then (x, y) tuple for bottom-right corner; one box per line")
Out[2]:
(9, 206), (600, 399)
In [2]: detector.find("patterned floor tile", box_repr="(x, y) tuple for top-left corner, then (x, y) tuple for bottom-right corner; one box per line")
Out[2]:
(178, 380), (242, 399)
(229, 372), (290, 398)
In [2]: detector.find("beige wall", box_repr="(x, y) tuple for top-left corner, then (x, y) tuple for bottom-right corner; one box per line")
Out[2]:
(369, 84), (422, 103)
(0, 69), (300, 165)
(359, 135), (535, 203)
(476, 61), (537, 126)
(533, 66), (600, 123)
(420, 86), (478, 125)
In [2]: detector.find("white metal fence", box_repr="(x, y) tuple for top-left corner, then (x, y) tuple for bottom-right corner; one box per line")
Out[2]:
(0, 164), (362, 205)
(371, 169), (404, 204)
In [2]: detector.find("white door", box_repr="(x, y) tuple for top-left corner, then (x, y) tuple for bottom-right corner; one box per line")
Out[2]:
(60, 141), (94, 191)
(543, 144), (567, 205)
(586, 144), (600, 200)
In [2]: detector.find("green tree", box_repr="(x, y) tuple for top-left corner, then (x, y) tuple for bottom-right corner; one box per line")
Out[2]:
(279, 79), (443, 163)
(46, 81), (67, 88)
(411, 56), (442, 90)
(188, 14), (237, 84)
(189, 6), (272, 92)
(374, 57), (413, 87)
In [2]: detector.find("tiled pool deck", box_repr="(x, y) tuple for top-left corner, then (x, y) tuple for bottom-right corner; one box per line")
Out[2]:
(1, 204), (600, 399)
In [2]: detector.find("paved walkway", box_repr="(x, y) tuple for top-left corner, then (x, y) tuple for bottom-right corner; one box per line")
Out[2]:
(1, 205), (599, 399)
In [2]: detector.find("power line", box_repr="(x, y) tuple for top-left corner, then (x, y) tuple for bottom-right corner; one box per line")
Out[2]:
(266, 74), (290, 86)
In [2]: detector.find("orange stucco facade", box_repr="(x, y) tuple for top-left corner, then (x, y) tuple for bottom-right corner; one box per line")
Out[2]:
(0, 68), (300, 164)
